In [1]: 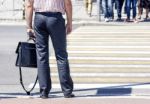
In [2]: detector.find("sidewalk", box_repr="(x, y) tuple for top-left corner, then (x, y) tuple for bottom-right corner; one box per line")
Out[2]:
(1, 96), (150, 104)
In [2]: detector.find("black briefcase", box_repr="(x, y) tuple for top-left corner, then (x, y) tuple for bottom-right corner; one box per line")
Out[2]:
(15, 42), (37, 67)
(15, 40), (38, 95)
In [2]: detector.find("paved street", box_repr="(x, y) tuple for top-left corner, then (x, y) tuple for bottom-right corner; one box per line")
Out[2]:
(1, 96), (150, 104)
(1, 0), (150, 103)
(0, 22), (150, 102)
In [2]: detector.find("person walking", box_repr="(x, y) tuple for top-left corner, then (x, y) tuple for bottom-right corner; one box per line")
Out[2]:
(25, 0), (74, 99)
(115, 0), (125, 21)
(125, 0), (138, 22)
(84, 0), (93, 16)
(101, 0), (113, 22)
(137, 0), (150, 20)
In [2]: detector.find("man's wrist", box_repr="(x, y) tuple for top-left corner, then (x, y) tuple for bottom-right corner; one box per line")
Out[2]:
(26, 26), (32, 29)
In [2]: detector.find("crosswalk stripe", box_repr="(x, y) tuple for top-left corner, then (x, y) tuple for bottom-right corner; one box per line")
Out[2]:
(50, 73), (150, 77)
(66, 51), (150, 54)
(50, 57), (150, 61)
(50, 64), (150, 68)
(72, 31), (150, 35)
(67, 46), (150, 48)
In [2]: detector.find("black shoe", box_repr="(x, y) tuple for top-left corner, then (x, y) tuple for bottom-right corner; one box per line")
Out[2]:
(64, 94), (75, 98)
(40, 94), (48, 99)
(116, 18), (122, 22)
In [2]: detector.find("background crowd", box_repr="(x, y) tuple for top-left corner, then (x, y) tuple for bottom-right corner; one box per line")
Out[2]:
(84, 0), (150, 23)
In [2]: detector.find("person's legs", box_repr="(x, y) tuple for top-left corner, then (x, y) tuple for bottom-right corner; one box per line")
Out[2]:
(34, 13), (51, 97)
(137, 0), (142, 19)
(132, 0), (137, 19)
(46, 13), (73, 96)
(88, 0), (93, 16)
(116, 0), (121, 19)
(146, 8), (149, 19)
(107, 0), (113, 19)
(126, 0), (131, 20)
(84, 0), (88, 13)
(102, 0), (108, 18)
(116, 0), (124, 20)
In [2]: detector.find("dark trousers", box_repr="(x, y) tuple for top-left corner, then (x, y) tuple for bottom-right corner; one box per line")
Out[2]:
(116, 0), (125, 18)
(126, 0), (137, 19)
(34, 12), (73, 96)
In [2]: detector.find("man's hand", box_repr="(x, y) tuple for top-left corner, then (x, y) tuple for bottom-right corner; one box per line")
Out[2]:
(27, 29), (35, 39)
(66, 22), (72, 34)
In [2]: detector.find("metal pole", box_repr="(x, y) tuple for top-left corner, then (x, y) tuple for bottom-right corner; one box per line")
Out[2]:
(97, 0), (101, 21)
(23, 0), (25, 19)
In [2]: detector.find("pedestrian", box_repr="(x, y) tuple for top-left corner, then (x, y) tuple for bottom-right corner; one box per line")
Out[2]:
(25, 0), (74, 99)
(115, 0), (125, 21)
(137, 0), (150, 20)
(84, 0), (93, 16)
(101, 0), (114, 22)
(125, 0), (138, 22)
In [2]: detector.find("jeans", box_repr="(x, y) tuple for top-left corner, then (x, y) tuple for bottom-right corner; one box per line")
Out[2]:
(101, 0), (113, 18)
(115, 0), (125, 18)
(126, 0), (137, 19)
(34, 12), (73, 96)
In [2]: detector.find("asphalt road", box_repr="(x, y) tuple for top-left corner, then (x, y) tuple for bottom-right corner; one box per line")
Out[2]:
(0, 24), (80, 85)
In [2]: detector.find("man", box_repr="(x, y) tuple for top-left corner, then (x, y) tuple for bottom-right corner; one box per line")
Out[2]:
(115, 0), (125, 21)
(25, 0), (74, 98)
(101, 0), (113, 22)
(84, 0), (93, 16)
(125, 0), (138, 22)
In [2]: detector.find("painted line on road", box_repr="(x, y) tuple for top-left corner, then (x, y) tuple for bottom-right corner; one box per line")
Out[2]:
(67, 46), (150, 48)
(28, 83), (150, 89)
(50, 57), (150, 61)
(50, 73), (150, 77)
(51, 64), (150, 68)
(66, 51), (150, 54)
(71, 31), (150, 34)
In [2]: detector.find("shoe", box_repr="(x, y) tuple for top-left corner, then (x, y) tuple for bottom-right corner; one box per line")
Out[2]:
(133, 18), (139, 23)
(116, 18), (122, 21)
(87, 13), (92, 17)
(109, 18), (114, 22)
(40, 94), (48, 99)
(104, 18), (109, 22)
(64, 94), (75, 98)
(125, 18), (130, 22)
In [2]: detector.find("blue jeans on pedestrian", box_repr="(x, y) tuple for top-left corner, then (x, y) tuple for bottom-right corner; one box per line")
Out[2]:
(102, 0), (113, 18)
(126, 0), (137, 19)
(116, 0), (125, 18)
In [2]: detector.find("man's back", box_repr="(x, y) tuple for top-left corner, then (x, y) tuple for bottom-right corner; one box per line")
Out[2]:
(33, 0), (65, 14)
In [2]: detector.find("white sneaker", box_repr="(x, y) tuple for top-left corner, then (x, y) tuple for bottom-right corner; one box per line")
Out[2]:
(104, 18), (109, 22)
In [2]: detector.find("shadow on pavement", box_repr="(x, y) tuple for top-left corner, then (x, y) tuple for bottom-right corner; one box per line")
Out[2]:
(0, 82), (150, 98)
(50, 82), (150, 97)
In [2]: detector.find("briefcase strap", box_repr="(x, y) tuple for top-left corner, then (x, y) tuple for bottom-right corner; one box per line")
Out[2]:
(19, 67), (38, 95)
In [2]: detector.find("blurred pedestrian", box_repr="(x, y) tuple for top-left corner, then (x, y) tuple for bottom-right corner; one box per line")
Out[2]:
(101, 0), (113, 22)
(25, 0), (74, 99)
(125, 0), (138, 22)
(137, 0), (150, 20)
(115, 0), (125, 21)
(84, 0), (93, 16)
